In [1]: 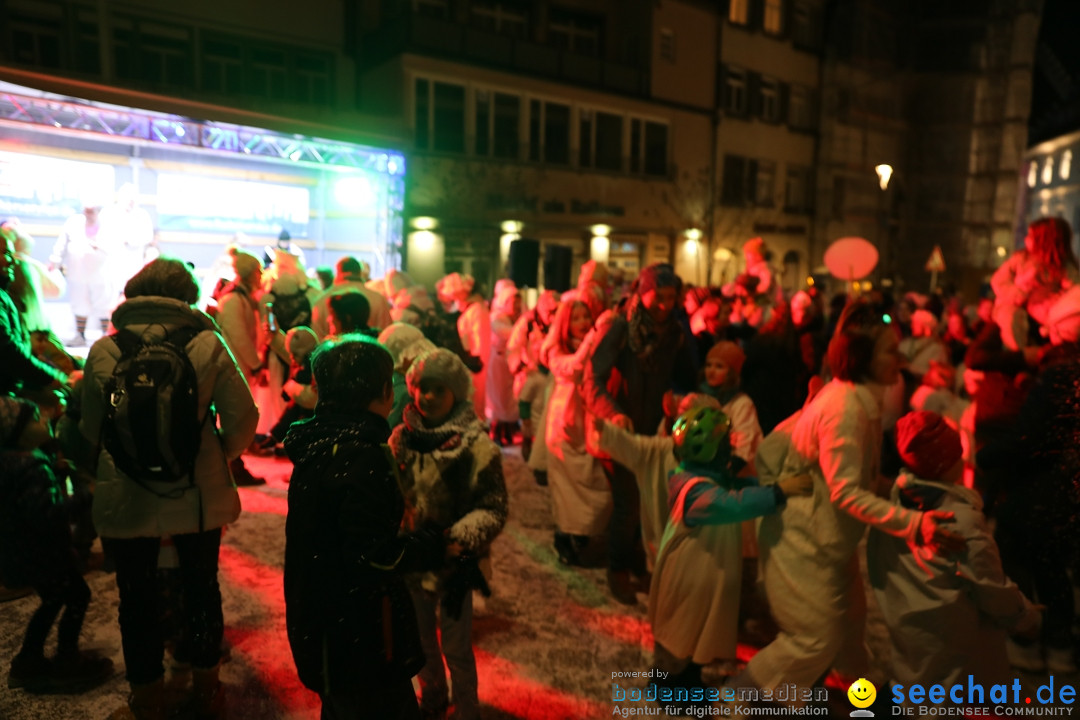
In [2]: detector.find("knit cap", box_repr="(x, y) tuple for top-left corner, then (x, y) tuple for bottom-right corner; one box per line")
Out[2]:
(406, 348), (474, 403)
(229, 246), (262, 281)
(743, 237), (765, 259)
(896, 410), (963, 480)
(706, 341), (746, 377)
(285, 326), (318, 361)
(378, 322), (435, 372)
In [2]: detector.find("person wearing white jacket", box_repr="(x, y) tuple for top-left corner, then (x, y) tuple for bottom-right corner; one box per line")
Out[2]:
(80, 257), (258, 720)
(868, 411), (1039, 703)
(746, 299), (965, 695)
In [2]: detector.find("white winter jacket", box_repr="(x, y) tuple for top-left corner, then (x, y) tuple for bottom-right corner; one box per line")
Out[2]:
(868, 472), (1038, 693)
(81, 297), (258, 539)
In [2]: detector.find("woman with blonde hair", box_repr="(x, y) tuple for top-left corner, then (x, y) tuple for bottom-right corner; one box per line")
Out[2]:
(542, 291), (611, 566)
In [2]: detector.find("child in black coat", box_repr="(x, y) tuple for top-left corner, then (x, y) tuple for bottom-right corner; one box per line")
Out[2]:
(0, 395), (113, 692)
(284, 334), (447, 719)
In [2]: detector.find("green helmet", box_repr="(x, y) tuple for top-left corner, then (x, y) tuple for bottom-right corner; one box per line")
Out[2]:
(672, 406), (733, 465)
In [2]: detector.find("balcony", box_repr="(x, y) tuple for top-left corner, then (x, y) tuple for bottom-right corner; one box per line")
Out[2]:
(362, 14), (648, 97)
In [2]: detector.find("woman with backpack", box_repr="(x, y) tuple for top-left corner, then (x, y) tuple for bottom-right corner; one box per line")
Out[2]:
(80, 257), (258, 720)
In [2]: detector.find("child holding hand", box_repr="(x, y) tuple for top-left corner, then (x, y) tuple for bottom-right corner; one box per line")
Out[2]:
(389, 348), (508, 720)
(648, 406), (811, 712)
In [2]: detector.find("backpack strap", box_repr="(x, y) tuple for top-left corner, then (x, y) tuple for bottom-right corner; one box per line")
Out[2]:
(111, 328), (144, 358)
(163, 325), (204, 352)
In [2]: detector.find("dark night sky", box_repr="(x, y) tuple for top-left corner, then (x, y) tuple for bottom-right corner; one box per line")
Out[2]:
(1029, 0), (1080, 145)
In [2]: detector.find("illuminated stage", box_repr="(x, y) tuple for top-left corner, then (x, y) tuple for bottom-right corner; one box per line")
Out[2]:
(0, 77), (406, 278)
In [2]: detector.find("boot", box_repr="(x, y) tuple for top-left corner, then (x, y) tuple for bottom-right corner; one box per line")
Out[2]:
(191, 664), (225, 720)
(108, 677), (165, 720)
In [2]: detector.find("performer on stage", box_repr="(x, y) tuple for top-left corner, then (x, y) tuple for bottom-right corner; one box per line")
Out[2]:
(49, 196), (110, 346)
(97, 183), (154, 303)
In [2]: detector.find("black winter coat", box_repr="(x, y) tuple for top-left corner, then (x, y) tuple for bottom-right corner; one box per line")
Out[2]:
(0, 288), (66, 395)
(284, 409), (441, 695)
(993, 342), (1080, 557)
(0, 449), (74, 588)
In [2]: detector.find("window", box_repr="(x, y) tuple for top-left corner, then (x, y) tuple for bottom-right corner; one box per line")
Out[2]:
(476, 90), (521, 158)
(659, 28), (675, 62)
(755, 161), (775, 206)
(74, 10), (101, 75)
(788, 85), (813, 129)
(292, 53), (332, 105)
(722, 155), (748, 206)
(596, 112), (623, 172)
(548, 6), (603, 57)
(471, 0), (529, 40)
(493, 92), (520, 159)
(760, 78), (780, 123)
(414, 77), (466, 153)
(791, 1), (820, 50)
(476, 90), (491, 156)
(433, 82), (466, 153)
(113, 19), (193, 90)
(529, 99), (541, 161)
(728, 0), (749, 25)
(415, 78), (431, 149)
(630, 119), (642, 173)
(764, 0), (784, 35)
(544, 102), (571, 165)
(412, 0), (451, 19)
(785, 166), (812, 213)
(6, 1), (63, 69)
(644, 122), (668, 177)
(248, 47), (287, 100)
(724, 67), (747, 116)
(202, 36), (243, 95)
(579, 110), (593, 168)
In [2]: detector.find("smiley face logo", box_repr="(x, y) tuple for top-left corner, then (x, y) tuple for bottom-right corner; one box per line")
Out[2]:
(848, 678), (877, 710)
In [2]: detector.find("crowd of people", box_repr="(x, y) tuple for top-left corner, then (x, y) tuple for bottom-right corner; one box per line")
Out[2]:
(1, 212), (1080, 719)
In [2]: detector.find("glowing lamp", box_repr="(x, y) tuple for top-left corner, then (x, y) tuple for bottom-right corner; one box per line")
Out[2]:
(501, 220), (523, 234)
(590, 224), (612, 237)
(875, 164), (893, 191)
(411, 217), (438, 231)
(410, 231), (436, 253)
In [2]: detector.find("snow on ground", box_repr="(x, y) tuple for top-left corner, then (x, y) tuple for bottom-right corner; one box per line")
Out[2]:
(0, 446), (1074, 719)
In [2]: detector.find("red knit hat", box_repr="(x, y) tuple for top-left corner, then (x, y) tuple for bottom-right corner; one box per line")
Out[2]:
(896, 410), (962, 480)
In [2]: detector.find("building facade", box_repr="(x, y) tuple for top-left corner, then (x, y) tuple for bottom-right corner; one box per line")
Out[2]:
(1, 0), (1047, 296)
(813, 0), (1041, 298)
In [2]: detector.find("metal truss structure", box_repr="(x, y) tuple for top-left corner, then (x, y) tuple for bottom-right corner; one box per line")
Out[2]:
(0, 89), (406, 177)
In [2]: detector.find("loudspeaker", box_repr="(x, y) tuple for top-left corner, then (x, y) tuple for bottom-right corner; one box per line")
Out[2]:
(508, 238), (540, 288)
(543, 244), (573, 292)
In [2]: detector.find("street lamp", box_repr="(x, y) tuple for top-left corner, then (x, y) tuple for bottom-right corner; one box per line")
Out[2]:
(875, 164), (893, 190)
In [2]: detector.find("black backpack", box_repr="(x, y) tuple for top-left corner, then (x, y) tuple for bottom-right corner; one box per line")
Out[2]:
(271, 288), (311, 331)
(103, 326), (205, 487)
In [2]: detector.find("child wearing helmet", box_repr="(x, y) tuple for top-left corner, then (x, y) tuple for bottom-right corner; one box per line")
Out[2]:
(647, 405), (812, 712)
